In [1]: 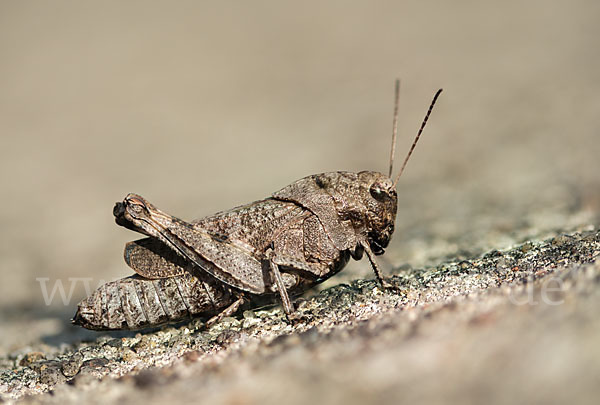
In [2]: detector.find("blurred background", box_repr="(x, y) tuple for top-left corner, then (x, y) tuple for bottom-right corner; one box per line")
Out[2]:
(0, 0), (599, 351)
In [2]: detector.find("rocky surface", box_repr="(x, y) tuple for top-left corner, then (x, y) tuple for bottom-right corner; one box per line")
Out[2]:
(1, 1), (599, 404)
(1, 228), (599, 404)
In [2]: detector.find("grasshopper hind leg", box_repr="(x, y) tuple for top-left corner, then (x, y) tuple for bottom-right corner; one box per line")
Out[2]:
(205, 295), (245, 328)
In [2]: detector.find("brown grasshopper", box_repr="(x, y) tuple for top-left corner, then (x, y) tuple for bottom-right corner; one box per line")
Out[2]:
(73, 82), (442, 330)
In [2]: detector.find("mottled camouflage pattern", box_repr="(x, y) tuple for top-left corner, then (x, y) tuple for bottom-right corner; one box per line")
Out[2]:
(73, 271), (235, 331)
(73, 170), (398, 330)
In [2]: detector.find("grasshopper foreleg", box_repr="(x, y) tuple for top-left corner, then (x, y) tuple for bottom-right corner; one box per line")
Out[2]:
(361, 241), (397, 290)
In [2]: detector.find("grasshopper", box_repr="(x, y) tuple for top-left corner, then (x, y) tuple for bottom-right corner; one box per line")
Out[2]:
(73, 82), (442, 330)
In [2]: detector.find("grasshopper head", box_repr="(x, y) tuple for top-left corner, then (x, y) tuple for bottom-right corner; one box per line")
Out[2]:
(361, 84), (442, 254)
(300, 171), (398, 255)
(356, 171), (397, 254)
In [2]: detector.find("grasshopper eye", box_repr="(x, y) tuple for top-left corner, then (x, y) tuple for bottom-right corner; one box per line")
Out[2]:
(369, 184), (386, 202)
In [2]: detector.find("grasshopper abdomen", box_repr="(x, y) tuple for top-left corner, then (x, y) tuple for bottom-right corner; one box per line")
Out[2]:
(73, 271), (235, 330)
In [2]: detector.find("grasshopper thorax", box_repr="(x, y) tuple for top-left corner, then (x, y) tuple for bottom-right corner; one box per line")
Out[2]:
(276, 170), (398, 256)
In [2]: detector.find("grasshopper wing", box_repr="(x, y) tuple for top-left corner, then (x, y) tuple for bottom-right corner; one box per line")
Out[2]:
(116, 194), (316, 295)
(124, 238), (188, 279)
(123, 236), (269, 296)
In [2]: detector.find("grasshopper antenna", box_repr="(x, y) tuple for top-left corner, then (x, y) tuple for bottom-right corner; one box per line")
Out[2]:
(393, 88), (443, 188)
(388, 79), (400, 177)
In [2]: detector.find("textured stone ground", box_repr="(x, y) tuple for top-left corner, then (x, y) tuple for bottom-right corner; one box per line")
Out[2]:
(1, 1), (599, 404)
(1, 228), (599, 404)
